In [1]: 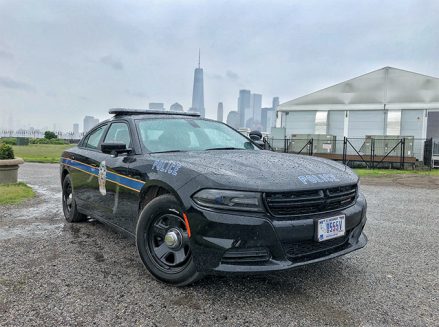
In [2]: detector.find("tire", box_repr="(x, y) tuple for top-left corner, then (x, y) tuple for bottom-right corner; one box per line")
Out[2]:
(62, 175), (87, 223)
(136, 194), (202, 286)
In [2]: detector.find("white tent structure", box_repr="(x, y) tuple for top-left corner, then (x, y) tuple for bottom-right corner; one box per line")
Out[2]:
(277, 67), (439, 159)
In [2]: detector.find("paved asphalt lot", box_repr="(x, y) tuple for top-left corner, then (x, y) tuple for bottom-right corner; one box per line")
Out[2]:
(0, 163), (438, 326)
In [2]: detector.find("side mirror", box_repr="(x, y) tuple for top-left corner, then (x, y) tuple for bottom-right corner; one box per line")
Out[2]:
(101, 142), (129, 155)
(249, 130), (262, 141)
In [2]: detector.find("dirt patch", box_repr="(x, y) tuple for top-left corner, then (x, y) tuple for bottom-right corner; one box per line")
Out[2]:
(361, 174), (439, 189)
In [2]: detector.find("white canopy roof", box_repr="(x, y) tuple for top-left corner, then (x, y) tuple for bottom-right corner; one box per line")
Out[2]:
(279, 67), (439, 111)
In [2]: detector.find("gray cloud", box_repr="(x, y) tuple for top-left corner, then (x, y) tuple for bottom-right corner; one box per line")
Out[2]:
(0, 50), (13, 60)
(99, 55), (124, 70)
(226, 70), (239, 81)
(0, 76), (34, 92)
(206, 72), (223, 80)
(45, 91), (57, 98)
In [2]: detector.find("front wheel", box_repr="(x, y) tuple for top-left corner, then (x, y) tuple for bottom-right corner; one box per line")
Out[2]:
(135, 194), (201, 286)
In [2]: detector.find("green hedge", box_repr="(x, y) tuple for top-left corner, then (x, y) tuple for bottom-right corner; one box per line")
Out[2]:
(0, 137), (17, 145)
(29, 138), (69, 145)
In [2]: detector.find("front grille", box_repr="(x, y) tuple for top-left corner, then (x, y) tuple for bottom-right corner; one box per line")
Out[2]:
(264, 184), (357, 217)
(283, 235), (350, 262)
(221, 247), (270, 264)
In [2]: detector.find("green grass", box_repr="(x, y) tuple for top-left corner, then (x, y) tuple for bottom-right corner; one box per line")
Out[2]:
(12, 144), (74, 163)
(354, 168), (439, 177)
(0, 182), (35, 205)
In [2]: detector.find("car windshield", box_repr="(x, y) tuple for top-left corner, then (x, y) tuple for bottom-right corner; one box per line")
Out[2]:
(136, 118), (258, 153)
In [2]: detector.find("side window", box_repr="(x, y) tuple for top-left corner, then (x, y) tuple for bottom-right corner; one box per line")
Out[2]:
(85, 126), (106, 149)
(103, 122), (131, 147)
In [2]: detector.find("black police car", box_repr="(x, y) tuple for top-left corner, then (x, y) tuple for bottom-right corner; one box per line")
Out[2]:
(60, 109), (367, 285)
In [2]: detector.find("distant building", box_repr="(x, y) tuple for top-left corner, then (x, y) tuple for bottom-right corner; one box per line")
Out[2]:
(226, 111), (240, 129)
(261, 107), (275, 133)
(149, 103), (165, 110)
(217, 102), (224, 122)
(189, 51), (205, 117)
(83, 116), (99, 133)
(260, 97), (279, 132)
(238, 90), (251, 127)
(237, 90), (264, 129)
(250, 93), (262, 127)
(170, 102), (183, 111)
(73, 123), (79, 137)
(272, 97), (279, 110)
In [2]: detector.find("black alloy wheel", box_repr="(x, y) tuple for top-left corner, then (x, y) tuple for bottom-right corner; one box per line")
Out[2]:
(148, 213), (191, 271)
(136, 194), (201, 286)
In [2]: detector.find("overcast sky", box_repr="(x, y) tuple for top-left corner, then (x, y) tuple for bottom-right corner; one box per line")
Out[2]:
(1, 0), (438, 131)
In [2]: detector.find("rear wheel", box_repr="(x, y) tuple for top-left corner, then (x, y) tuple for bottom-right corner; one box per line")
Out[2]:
(62, 175), (87, 223)
(136, 194), (201, 286)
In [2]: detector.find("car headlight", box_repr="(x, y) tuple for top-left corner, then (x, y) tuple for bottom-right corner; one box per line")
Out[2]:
(192, 189), (264, 212)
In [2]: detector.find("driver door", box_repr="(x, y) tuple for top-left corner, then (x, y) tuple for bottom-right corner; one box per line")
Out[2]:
(99, 121), (135, 230)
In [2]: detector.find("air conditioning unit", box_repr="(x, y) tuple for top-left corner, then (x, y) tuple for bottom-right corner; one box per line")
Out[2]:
(360, 135), (414, 157)
(288, 134), (336, 154)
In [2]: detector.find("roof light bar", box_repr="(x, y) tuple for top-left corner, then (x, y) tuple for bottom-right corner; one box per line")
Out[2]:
(109, 108), (201, 117)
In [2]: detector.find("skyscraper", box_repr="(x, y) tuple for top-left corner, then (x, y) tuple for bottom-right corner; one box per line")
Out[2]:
(261, 97), (279, 132)
(261, 107), (274, 132)
(272, 96), (280, 131)
(83, 116), (99, 133)
(73, 123), (79, 137)
(226, 111), (240, 129)
(189, 50), (205, 117)
(217, 102), (224, 122)
(238, 89), (251, 127)
(251, 93), (262, 124)
(272, 97), (279, 110)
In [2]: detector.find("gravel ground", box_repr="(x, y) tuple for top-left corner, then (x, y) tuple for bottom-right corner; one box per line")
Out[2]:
(0, 163), (438, 326)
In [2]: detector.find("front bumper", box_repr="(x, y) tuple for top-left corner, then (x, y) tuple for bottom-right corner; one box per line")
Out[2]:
(186, 192), (367, 274)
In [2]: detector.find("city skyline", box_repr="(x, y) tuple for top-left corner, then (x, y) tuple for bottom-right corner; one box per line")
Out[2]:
(1, 1), (438, 130)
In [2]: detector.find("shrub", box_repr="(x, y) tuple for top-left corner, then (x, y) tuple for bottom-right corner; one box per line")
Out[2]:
(44, 131), (58, 140)
(0, 137), (17, 145)
(0, 143), (14, 159)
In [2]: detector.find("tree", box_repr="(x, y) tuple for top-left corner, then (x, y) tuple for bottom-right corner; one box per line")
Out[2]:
(44, 131), (57, 140)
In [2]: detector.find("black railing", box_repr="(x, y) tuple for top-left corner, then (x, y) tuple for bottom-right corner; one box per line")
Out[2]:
(266, 137), (429, 170)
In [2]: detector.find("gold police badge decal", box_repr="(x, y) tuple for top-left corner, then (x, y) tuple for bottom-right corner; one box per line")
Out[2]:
(98, 161), (107, 196)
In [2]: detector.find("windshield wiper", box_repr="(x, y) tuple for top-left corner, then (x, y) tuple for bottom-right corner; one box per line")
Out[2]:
(150, 150), (186, 154)
(205, 147), (244, 151)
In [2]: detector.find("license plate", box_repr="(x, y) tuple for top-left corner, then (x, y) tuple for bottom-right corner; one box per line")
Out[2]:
(317, 215), (345, 242)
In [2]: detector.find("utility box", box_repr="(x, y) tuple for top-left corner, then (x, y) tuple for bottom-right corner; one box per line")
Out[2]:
(288, 134), (336, 154)
(360, 135), (414, 157)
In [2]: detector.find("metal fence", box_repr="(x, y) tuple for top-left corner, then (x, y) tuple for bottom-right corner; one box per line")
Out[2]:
(264, 136), (433, 169)
(0, 129), (83, 140)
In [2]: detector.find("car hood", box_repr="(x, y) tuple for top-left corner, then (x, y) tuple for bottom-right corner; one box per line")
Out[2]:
(152, 150), (358, 192)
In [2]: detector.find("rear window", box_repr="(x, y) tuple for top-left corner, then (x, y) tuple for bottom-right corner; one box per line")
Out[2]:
(84, 125), (106, 149)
